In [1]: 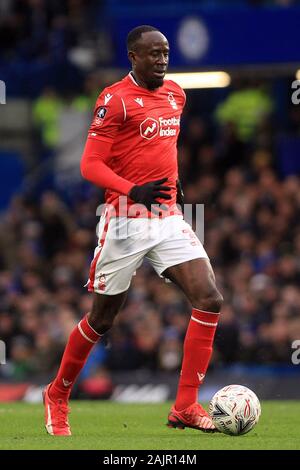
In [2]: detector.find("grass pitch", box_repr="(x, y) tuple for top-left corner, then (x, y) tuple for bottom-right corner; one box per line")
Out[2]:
(0, 401), (299, 450)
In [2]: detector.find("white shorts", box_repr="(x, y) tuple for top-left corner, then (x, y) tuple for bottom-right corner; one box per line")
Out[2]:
(87, 214), (208, 295)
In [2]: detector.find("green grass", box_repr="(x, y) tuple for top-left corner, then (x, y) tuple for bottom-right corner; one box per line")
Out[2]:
(0, 401), (299, 450)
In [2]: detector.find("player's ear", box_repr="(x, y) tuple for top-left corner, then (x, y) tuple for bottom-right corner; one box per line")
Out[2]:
(128, 50), (136, 65)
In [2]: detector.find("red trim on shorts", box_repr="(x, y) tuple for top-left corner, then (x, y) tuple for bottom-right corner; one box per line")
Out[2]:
(88, 209), (110, 292)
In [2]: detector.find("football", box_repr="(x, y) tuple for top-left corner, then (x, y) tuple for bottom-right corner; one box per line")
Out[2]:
(209, 384), (261, 435)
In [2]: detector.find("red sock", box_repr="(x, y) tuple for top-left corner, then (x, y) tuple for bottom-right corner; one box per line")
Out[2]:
(50, 314), (102, 401)
(175, 308), (220, 411)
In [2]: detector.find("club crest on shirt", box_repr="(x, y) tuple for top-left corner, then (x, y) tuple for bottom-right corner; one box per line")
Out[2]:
(168, 92), (178, 110)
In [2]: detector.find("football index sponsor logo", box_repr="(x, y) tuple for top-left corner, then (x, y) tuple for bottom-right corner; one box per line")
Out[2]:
(159, 116), (180, 137)
(140, 116), (180, 140)
(140, 118), (159, 140)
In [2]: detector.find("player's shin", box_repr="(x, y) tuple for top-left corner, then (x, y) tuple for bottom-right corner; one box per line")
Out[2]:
(175, 307), (220, 411)
(49, 314), (102, 401)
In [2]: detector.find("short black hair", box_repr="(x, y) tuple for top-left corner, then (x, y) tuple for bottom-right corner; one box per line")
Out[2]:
(127, 25), (159, 51)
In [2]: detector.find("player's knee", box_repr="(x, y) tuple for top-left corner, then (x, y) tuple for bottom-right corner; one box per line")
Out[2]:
(193, 290), (223, 313)
(96, 320), (114, 335)
(88, 311), (116, 335)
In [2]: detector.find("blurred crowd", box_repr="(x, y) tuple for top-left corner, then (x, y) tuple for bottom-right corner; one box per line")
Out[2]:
(0, 0), (100, 62)
(1, 77), (300, 396)
(1, 0), (298, 63)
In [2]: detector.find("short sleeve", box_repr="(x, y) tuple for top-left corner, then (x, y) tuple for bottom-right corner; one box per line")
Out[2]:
(88, 90), (125, 143)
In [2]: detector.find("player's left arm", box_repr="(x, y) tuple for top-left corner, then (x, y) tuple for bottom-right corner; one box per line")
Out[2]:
(176, 178), (184, 210)
(172, 82), (186, 210)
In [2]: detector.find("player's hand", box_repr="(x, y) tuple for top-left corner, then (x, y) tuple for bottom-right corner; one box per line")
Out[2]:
(176, 179), (184, 210)
(128, 178), (172, 212)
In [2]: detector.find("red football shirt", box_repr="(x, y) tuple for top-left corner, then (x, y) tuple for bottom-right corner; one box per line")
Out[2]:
(86, 73), (185, 216)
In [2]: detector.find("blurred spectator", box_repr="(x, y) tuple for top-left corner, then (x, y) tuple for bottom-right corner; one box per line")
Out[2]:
(215, 81), (273, 142)
(33, 88), (63, 149)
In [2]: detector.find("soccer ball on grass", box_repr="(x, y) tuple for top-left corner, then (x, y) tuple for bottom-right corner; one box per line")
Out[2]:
(209, 384), (261, 435)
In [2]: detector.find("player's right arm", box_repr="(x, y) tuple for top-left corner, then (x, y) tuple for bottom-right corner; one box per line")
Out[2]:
(80, 91), (135, 195)
(80, 90), (172, 209)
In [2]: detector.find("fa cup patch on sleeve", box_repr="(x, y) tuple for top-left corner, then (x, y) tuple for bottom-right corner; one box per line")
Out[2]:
(97, 107), (107, 119)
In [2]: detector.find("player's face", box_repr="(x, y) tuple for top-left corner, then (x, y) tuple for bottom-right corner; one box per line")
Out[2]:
(129, 31), (169, 90)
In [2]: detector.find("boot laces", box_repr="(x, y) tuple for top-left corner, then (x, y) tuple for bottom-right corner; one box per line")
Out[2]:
(184, 403), (210, 426)
(55, 400), (70, 428)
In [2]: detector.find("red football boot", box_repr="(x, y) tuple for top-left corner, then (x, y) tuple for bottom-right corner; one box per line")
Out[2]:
(43, 384), (71, 436)
(167, 402), (217, 432)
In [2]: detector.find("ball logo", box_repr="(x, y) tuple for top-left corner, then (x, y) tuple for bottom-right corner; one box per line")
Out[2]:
(140, 118), (159, 140)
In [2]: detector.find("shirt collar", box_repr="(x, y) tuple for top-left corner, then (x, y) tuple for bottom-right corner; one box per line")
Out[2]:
(128, 72), (139, 86)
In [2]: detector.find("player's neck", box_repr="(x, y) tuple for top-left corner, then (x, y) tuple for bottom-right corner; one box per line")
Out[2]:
(130, 71), (149, 89)
(130, 71), (158, 91)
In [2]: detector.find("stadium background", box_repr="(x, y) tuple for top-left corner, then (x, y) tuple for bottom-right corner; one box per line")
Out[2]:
(0, 0), (300, 405)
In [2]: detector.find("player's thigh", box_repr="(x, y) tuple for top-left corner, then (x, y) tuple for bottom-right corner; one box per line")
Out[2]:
(165, 258), (223, 312)
(88, 242), (144, 296)
(147, 216), (218, 300)
(87, 216), (149, 296)
(163, 257), (218, 302)
(146, 215), (209, 281)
